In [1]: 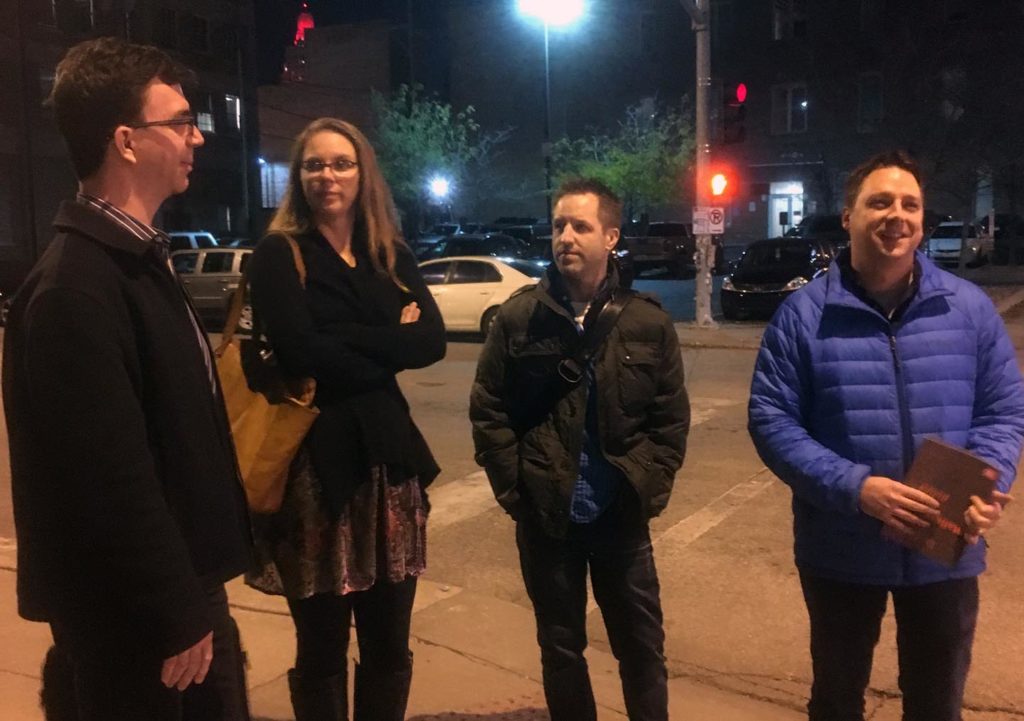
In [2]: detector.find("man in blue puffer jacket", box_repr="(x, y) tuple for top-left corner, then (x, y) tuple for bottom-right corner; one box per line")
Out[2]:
(748, 150), (1024, 721)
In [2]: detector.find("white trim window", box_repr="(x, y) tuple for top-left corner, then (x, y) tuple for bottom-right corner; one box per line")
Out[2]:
(771, 83), (808, 134)
(224, 94), (241, 131)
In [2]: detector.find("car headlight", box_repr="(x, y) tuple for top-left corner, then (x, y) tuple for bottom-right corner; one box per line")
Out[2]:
(783, 276), (809, 291)
(722, 277), (736, 291)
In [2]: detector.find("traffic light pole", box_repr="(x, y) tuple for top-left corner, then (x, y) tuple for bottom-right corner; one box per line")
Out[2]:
(681, 0), (716, 327)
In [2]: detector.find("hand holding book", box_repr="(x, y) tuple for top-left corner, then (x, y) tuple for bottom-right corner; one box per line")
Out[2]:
(860, 475), (941, 533)
(963, 489), (1012, 545)
(877, 438), (1006, 566)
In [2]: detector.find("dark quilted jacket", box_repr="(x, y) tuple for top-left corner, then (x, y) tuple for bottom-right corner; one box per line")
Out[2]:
(470, 266), (690, 539)
(749, 251), (1024, 585)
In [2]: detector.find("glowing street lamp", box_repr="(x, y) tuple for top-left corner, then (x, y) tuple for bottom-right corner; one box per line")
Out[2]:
(517, 0), (586, 223)
(517, 0), (585, 27)
(428, 175), (451, 202)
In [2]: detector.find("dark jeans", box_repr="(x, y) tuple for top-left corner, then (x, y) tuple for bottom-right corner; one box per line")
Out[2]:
(287, 576), (417, 678)
(516, 504), (667, 721)
(799, 572), (979, 721)
(48, 585), (250, 721)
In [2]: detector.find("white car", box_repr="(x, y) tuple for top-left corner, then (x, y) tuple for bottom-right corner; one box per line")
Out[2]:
(419, 255), (545, 334)
(925, 221), (991, 268)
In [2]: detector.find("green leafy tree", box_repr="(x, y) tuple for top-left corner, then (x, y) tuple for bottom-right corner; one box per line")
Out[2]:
(372, 84), (510, 234)
(553, 101), (695, 221)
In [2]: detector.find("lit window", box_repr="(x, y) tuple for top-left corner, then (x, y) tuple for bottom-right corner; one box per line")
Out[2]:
(224, 94), (241, 130)
(771, 83), (808, 134)
(197, 112), (215, 133)
(260, 162), (290, 208)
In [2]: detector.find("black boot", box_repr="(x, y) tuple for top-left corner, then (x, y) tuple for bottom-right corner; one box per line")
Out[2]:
(352, 653), (412, 721)
(288, 667), (348, 721)
(40, 645), (79, 721)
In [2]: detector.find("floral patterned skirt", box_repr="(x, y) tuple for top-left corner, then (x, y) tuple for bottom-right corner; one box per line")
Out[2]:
(245, 447), (428, 599)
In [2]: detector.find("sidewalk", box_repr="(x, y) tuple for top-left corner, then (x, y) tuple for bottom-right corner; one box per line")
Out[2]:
(3, 284), (1023, 721)
(0, 548), (804, 721)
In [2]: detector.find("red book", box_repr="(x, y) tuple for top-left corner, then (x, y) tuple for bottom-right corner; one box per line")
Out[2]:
(884, 438), (998, 567)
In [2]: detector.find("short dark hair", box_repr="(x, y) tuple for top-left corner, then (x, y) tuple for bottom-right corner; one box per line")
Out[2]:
(843, 150), (923, 209)
(553, 178), (623, 231)
(48, 37), (194, 180)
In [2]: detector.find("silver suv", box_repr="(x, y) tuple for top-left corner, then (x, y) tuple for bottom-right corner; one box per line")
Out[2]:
(171, 248), (252, 330)
(168, 231), (218, 252)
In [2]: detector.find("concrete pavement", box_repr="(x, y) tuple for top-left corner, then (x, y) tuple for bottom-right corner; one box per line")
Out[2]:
(0, 539), (804, 720)
(2, 281), (1024, 720)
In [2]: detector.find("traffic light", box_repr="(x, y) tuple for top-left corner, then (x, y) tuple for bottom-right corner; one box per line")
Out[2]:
(723, 82), (747, 144)
(710, 173), (729, 197)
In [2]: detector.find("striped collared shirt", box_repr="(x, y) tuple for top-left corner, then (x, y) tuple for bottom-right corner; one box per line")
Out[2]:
(76, 193), (217, 395)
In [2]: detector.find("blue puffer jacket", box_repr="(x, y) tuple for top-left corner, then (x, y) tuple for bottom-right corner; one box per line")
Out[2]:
(749, 251), (1024, 585)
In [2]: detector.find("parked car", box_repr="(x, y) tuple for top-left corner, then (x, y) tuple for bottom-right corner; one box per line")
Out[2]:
(412, 222), (485, 252)
(720, 237), (836, 320)
(925, 221), (990, 268)
(171, 247), (253, 330)
(483, 223), (552, 244)
(416, 233), (528, 261)
(167, 230), (219, 252)
(976, 213), (1024, 265)
(419, 256), (543, 334)
(784, 214), (848, 248)
(622, 221), (692, 277)
(520, 234), (636, 289)
(621, 221), (723, 278)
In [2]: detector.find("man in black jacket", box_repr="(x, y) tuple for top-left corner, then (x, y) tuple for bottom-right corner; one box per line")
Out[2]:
(470, 178), (689, 721)
(2, 38), (251, 720)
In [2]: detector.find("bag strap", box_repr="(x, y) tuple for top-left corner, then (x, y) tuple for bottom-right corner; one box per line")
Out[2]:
(557, 289), (635, 385)
(219, 235), (306, 349)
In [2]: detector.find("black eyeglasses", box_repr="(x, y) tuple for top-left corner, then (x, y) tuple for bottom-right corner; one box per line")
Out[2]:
(300, 158), (359, 174)
(129, 114), (198, 134)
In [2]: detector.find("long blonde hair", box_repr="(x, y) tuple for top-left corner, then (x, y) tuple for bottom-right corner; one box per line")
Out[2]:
(268, 117), (406, 288)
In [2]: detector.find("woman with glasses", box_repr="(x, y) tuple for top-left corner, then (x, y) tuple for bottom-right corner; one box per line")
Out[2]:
(245, 117), (445, 720)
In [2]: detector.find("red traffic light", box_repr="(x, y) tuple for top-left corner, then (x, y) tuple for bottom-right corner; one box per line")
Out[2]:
(710, 172), (729, 197)
(735, 83), (747, 104)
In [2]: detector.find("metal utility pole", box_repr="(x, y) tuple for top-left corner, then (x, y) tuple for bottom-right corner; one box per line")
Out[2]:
(680, 0), (716, 327)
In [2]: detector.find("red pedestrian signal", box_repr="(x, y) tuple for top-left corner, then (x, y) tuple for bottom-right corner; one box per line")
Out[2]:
(711, 173), (729, 197)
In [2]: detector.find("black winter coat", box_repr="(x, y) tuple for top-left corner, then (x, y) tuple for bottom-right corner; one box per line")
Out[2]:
(247, 231), (445, 514)
(2, 201), (252, 657)
(469, 266), (690, 539)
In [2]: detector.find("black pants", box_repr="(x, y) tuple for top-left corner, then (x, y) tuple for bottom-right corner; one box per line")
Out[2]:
(516, 506), (668, 721)
(799, 572), (979, 721)
(48, 585), (249, 721)
(287, 576), (417, 678)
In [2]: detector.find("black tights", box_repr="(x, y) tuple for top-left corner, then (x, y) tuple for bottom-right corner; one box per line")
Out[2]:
(287, 577), (417, 679)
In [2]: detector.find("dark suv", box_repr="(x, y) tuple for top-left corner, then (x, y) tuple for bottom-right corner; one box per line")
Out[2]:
(784, 214), (848, 248)
(415, 233), (528, 261)
(622, 221), (723, 278)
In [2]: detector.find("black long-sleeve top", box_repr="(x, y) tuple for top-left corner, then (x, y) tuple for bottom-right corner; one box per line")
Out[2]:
(247, 230), (446, 513)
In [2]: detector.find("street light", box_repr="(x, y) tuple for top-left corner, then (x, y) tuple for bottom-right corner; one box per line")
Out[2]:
(428, 175), (451, 202)
(517, 0), (586, 223)
(428, 174), (453, 221)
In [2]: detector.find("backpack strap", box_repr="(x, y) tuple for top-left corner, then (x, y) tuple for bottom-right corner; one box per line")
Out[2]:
(557, 288), (636, 385)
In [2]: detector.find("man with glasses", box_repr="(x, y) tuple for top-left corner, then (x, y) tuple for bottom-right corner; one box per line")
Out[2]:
(2, 37), (251, 720)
